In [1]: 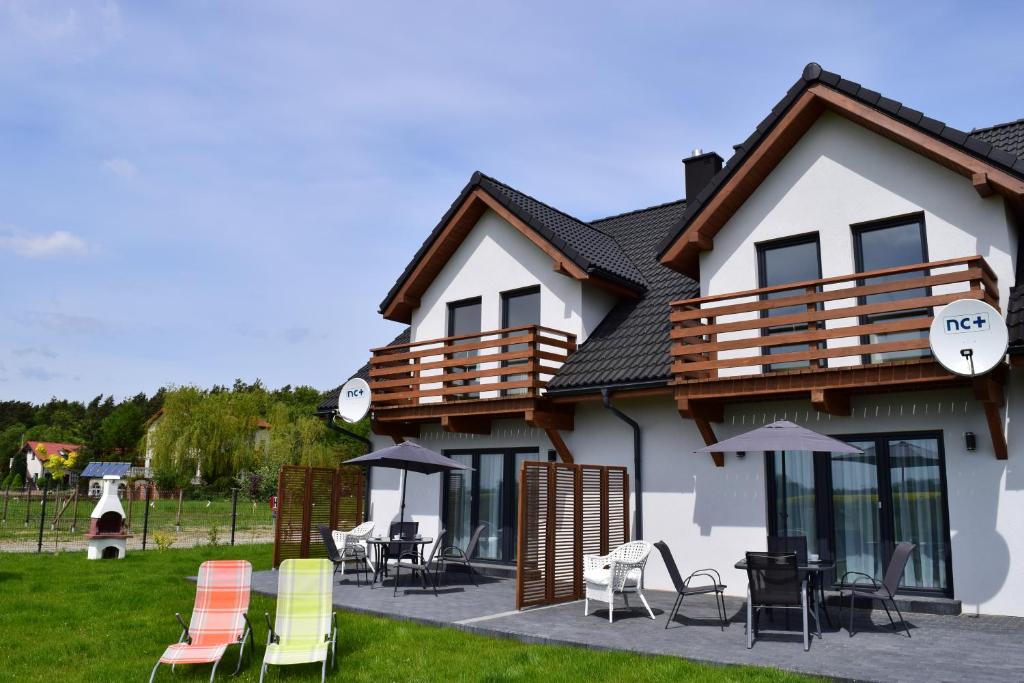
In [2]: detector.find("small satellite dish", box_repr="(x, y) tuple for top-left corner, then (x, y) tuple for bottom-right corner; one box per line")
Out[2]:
(929, 299), (1007, 376)
(337, 377), (371, 423)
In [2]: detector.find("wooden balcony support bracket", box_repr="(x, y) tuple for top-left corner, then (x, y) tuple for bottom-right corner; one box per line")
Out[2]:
(810, 388), (851, 416)
(676, 397), (724, 423)
(543, 428), (574, 464)
(525, 408), (574, 432)
(693, 417), (724, 468)
(441, 415), (492, 435)
(371, 419), (420, 440)
(974, 371), (1008, 460)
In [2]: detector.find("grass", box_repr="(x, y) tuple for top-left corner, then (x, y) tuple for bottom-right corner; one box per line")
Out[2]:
(0, 544), (820, 682)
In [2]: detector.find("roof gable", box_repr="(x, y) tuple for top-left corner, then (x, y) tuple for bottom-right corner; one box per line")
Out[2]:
(379, 172), (646, 323)
(25, 441), (82, 461)
(658, 63), (1024, 276)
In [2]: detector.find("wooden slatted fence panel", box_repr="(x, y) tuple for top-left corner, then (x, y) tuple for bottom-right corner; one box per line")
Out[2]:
(516, 461), (630, 609)
(272, 465), (308, 567)
(335, 466), (365, 531)
(273, 464), (367, 567)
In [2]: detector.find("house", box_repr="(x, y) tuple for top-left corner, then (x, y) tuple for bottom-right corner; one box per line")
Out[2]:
(323, 63), (1024, 618)
(80, 461), (131, 497)
(18, 441), (83, 483)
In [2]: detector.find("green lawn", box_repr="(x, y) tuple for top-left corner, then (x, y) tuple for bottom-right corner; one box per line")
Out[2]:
(0, 544), (819, 682)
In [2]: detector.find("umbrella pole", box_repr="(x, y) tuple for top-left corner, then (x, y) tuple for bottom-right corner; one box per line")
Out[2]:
(399, 469), (407, 528)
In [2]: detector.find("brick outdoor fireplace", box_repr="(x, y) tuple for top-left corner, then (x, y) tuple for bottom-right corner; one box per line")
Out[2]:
(85, 475), (130, 559)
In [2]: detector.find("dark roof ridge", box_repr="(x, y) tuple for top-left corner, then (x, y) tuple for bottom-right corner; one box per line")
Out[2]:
(474, 171), (618, 239)
(656, 61), (1024, 261)
(591, 198), (687, 225)
(972, 117), (1024, 134)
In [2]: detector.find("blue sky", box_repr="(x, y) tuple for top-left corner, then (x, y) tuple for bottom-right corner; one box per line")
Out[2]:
(1, 1), (1022, 403)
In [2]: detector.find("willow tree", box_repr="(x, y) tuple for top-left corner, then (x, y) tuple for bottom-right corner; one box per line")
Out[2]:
(147, 386), (268, 483)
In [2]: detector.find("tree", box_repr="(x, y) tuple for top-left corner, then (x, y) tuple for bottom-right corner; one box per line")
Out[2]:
(98, 403), (146, 457)
(42, 446), (78, 482)
(0, 423), (25, 476)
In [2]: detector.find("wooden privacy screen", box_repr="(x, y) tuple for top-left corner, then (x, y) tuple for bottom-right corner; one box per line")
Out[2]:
(516, 461), (629, 610)
(272, 464), (366, 568)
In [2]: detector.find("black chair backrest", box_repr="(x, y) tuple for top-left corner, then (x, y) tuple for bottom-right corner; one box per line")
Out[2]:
(767, 535), (808, 565)
(464, 524), (486, 559)
(388, 521), (420, 557)
(746, 552), (801, 607)
(424, 529), (446, 565)
(882, 542), (916, 595)
(317, 524), (340, 562)
(654, 541), (687, 594)
(389, 521), (419, 539)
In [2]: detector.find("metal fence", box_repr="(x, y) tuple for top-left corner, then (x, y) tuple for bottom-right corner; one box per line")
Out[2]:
(0, 483), (275, 554)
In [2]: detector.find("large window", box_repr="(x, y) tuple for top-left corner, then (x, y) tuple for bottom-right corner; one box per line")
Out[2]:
(446, 297), (482, 399)
(757, 233), (822, 371)
(501, 286), (540, 396)
(766, 431), (951, 596)
(442, 448), (552, 563)
(853, 215), (930, 363)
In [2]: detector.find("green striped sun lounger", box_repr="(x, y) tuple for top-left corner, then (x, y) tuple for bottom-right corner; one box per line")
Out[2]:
(261, 559), (337, 683)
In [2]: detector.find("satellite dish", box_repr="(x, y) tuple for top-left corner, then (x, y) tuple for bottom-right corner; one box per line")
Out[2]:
(928, 299), (1007, 376)
(337, 377), (371, 423)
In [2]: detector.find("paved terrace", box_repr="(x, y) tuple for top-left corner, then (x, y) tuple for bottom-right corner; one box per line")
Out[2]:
(250, 569), (1024, 683)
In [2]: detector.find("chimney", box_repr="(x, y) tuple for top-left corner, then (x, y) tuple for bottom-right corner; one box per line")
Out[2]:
(683, 149), (723, 201)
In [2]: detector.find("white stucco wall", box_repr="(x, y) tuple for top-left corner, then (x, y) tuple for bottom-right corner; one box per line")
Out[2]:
(367, 382), (1024, 616)
(698, 112), (1017, 376)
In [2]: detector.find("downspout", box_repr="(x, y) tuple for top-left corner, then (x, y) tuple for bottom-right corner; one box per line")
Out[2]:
(601, 388), (643, 540)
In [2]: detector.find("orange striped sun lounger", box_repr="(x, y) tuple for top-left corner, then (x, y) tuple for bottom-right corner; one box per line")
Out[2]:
(150, 560), (253, 683)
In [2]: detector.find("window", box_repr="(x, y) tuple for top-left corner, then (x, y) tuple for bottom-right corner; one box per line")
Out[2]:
(765, 431), (951, 596)
(501, 287), (540, 396)
(756, 233), (822, 371)
(441, 448), (552, 563)
(446, 297), (482, 400)
(853, 215), (930, 363)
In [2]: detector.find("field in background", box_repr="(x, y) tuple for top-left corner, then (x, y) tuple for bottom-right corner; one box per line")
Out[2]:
(0, 489), (273, 552)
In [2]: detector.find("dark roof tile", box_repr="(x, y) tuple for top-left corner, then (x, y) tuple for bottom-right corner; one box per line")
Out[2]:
(972, 119), (1024, 159)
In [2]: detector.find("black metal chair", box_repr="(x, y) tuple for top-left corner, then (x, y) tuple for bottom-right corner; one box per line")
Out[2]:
(745, 551), (820, 651)
(840, 541), (916, 638)
(393, 529), (446, 597)
(654, 541), (727, 630)
(767, 535), (809, 565)
(317, 524), (369, 586)
(437, 524), (485, 586)
(384, 521), (420, 571)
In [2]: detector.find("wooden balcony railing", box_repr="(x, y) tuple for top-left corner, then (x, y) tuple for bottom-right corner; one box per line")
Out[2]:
(370, 325), (577, 408)
(670, 255), (999, 382)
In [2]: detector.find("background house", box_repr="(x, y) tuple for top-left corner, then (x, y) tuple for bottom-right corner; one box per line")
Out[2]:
(18, 440), (82, 484)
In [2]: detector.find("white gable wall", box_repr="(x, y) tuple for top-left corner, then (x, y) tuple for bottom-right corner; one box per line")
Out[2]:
(410, 209), (618, 345)
(701, 111), (1016, 301)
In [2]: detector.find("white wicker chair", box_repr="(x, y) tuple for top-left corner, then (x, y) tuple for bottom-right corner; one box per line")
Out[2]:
(583, 540), (655, 623)
(332, 521), (375, 574)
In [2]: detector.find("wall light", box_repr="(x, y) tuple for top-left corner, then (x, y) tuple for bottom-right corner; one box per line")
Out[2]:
(965, 432), (977, 452)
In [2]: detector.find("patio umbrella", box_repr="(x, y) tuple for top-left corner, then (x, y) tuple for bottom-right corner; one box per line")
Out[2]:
(694, 420), (863, 454)
(346, 441), (472, 528)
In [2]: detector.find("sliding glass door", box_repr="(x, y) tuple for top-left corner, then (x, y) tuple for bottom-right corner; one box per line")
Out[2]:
(767, 431), (952, 595)
(442, 448), (549, 563)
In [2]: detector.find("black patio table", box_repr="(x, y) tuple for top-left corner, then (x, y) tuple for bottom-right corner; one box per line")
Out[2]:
(735, 557), (836, 627)
(367, 537), (433, 586)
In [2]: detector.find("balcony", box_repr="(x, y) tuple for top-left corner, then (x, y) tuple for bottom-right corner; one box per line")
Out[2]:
(369, 324), (577, 438)
(670, 255), (1001, 406)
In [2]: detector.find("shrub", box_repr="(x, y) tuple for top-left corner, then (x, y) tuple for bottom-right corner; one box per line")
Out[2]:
(151, 530), (176, 551)
(207, 524), (220, 547)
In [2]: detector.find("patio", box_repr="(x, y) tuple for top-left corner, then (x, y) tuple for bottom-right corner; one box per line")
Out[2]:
(250, 568), (1024, 683)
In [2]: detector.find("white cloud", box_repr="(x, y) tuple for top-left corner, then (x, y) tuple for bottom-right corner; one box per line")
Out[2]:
(0, 229), (89, 257)
(102, 157), (138, 179)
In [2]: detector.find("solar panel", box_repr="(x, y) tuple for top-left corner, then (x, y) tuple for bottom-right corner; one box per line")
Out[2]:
(80, 462), (132, 478)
